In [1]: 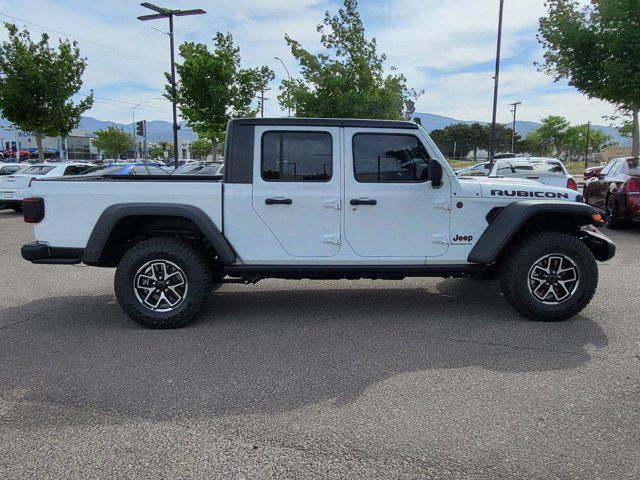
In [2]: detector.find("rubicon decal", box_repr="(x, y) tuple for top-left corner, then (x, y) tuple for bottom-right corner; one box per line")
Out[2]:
(491, 189), (570, 199)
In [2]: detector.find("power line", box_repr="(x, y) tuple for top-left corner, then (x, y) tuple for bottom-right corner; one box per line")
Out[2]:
(0, 12), (167, 67)
(75, 92), (171, 112)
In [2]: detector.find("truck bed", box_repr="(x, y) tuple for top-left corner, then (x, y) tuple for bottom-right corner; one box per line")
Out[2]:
(30, 176), (224, 249)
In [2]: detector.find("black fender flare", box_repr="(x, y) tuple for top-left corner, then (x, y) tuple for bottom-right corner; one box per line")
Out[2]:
(468, 200), (600, 264)
(82, 203), (236, 265)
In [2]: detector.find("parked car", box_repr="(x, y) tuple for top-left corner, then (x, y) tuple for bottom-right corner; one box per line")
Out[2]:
(583, 157), (640, 228)
(455, 162), (491, 177)
(489, 157), (578, 190)
(0, 163), (26, 176)
(172, 162), (224, 176)
(21, 118), (613, 329)
(0, 162), (92, 211)
(80, 163), (168, 176)
(584, 165), (604, 180)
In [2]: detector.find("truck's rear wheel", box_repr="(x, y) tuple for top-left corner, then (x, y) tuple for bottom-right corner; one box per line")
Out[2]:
(499, 231), (598, 322)
(115, 237), (212, 329)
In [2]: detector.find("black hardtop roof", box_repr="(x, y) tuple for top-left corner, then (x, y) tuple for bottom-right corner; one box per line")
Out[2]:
(229, 117), (419, 130)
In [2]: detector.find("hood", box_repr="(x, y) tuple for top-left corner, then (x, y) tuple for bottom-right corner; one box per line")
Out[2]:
(457, 175), (580, 201)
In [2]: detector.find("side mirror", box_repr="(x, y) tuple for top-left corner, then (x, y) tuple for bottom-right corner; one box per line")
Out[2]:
(428, 159), (443, 187)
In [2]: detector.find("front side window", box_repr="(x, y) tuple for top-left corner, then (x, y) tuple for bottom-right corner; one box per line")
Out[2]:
(261, 131), (332, 182)
(353, 134), (430, 183)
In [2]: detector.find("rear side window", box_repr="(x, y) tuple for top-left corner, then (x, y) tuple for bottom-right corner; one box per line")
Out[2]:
(23, 166), (55, 175)
(353, 134), (430, 183)
(261, 131), (332, 182)
(64, 165), (90, 176)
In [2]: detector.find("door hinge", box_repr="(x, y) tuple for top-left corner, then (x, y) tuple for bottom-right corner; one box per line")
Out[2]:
(434, 200), (451, 210)
(432, 234), (450, 245)
(323, 198), (341, 210)
(323, 234), (341, 245)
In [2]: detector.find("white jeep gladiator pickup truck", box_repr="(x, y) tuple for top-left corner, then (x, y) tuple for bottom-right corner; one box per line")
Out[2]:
(21, 118), (615, 328)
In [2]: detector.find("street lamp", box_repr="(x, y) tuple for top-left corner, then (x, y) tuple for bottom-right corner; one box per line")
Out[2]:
(138, 2), (206, 167)
(275, 56), (291, 117)
(488, 0), (505, 166)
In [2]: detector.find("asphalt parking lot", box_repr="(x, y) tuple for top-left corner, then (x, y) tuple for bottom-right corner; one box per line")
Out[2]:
(1, 209), (639, 479)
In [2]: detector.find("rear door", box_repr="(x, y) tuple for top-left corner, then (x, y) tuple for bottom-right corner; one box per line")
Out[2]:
(252, 126), (341, 257)
(344, 129), (450, 258)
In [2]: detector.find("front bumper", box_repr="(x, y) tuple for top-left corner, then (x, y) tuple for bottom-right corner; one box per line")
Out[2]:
(581, 228), (616, 262)
(21, 241), (84, 265)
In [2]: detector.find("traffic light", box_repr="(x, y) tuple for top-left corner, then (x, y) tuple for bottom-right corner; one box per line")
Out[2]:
(136, 120), (146, 137)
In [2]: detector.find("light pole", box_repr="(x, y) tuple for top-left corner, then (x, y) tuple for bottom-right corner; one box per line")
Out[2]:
(488, 0), (505, 166)
(275, 56), (291, 117)
(509, 101), (522, 153)
(138, 2), (206, 168)
(132, 100), (151, 160)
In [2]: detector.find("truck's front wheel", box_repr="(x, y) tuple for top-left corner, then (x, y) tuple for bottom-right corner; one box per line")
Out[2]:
(499, 232), (598, 322)
(115, 237), (212, 329)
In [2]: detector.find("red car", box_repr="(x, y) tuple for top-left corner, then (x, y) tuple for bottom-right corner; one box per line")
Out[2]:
(584, 157), (640, 228)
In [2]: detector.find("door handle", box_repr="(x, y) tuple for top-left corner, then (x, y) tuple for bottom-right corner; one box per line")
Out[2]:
(265, 198), (293, 205)
(350, 198), (377, 206)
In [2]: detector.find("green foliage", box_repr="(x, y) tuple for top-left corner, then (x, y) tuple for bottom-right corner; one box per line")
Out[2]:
(538, 0), (640, 156)
(0, 23), (93, 161)
(430, 123), (520, 159)
(150, 140), (174, 160)
(191, 138), (212, 159)
(279, 0), (422, 120)
(168, 33), (274, 155)
(93, 127), (134, 159)
(520, 116), (613, 159)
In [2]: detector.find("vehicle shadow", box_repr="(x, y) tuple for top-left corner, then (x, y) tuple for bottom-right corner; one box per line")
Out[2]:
(0, 279), (608, 426)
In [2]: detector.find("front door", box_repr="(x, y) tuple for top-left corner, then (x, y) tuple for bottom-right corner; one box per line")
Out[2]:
(344, 129), (451, 257)
(252, 126), (342, 257)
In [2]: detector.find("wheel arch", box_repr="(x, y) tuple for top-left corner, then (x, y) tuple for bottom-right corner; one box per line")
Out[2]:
(468, 200), (602, 265)
(82, 203), (236, 267)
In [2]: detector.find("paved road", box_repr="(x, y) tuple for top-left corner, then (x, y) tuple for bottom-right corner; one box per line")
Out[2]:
(1, 210), (638, 479)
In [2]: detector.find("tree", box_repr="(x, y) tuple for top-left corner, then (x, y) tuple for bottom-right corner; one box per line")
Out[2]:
(93, 127), (134, 159)
(279, 0), (422, 120)
(538, 0), (640, 158)
(534, 116), (571, 157)
(169, 33), (273, 157)
(0, 23), (93, 162)
(430, 122), (518, 159)
(191, 138), (212, 159)
(564, 124), (613, 160)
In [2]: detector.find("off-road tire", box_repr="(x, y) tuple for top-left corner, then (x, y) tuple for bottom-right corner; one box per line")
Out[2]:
(115, 237), (212, 329)
(499, 231), (598, 322)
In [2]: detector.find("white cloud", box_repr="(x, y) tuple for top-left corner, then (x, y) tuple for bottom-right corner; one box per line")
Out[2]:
(0, 0), (618, 125)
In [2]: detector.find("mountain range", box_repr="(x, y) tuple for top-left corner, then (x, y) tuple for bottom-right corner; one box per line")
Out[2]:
(411, 113), (630, 146)
(1, 113), (630, 146)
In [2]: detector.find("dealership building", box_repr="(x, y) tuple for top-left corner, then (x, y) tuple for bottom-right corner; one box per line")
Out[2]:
(0, 127), (98, 160)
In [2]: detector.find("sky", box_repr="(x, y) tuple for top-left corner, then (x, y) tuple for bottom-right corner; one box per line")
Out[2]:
(0, 0), (618, 126)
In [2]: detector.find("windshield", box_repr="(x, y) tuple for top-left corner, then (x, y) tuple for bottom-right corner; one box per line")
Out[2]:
(173, 163), (222, 175)
(80, 165), (127, 175)
(627, 159), (640, 176)
(22, 165), (55, 175)
(494, 160), (565, 176)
